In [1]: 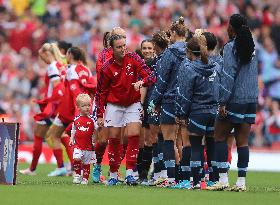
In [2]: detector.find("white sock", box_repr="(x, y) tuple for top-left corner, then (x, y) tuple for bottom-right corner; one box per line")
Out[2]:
(219, 173), (229, 184)
(153, 172), (160, 180)
(168, 178), (175, 183)
(236, 177), (246, 187)
(132, 171), (139, 177)
(161, 170), (168, 179)
(126, 169), (133, 177)
(110, 172), (118, 179)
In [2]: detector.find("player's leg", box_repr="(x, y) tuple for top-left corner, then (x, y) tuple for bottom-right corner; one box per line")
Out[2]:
(45, 116), (67, 176)
(72, 148), (83, 184)
(20, 122), (49, 175)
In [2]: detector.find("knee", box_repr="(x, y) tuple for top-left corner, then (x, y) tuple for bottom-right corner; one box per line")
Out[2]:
(235, 137), (248, 147)
(214, 133), (227, 142)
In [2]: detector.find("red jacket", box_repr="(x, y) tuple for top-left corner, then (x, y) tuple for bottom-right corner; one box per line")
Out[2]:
(95, 52), (155, 118)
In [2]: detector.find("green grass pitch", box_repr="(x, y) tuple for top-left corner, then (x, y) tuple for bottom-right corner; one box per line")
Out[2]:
(0, 163), (279, 205)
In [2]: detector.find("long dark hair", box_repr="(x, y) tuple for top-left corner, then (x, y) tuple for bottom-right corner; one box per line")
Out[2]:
(202, 32), (217, 51)
(68, 47), (87, 65)
(229, 14), (255, 65)
(58, 41), (72, 55)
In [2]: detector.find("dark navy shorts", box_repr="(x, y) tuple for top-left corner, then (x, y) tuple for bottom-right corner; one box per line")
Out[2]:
(217, 103), (257, 124)
(188, 113), (216, 136)
(159, 103), (176, 124)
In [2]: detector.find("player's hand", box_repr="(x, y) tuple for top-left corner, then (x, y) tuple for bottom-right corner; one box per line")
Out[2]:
(218, 105), (227, 118)
(97, 118), (104, 127)
(69, 137), (75, 146)
(148, 100), (160, 115)
(132, 80), (144, 91)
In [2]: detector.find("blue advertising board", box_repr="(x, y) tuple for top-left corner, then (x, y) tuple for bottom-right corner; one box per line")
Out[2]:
(0, 123), (20, 185)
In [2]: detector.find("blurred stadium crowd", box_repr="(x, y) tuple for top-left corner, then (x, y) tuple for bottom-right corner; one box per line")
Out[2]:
(0, 0), (280, 147)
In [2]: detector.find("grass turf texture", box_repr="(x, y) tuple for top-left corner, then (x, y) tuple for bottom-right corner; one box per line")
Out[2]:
(0, 163), (279, 205)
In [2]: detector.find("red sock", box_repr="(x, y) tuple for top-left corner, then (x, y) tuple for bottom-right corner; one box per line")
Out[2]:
(83, 164), (90, 180)
(126, 135), (139, 170)
(120, 143), (127, 163)
(30, 136), (43, 171)
(94, 142), (107, 165)
(61, 135), (73, 166)
(228, 146), (232, 164)
(53, 148), (64, 168)
(73, 160), (82, 175)
(108, 138), (121, 173)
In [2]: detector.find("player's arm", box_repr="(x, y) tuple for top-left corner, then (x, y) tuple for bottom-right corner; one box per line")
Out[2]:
(133, 53), (156, 88)
(175, 64), (194, 121)
(95, 67), (111, 126)
(70, 122), (76, 146)
(218, 44), (238, 106)
(149, 49), (173, 106)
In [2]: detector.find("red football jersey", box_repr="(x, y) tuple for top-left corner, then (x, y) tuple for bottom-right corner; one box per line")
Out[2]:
(57, 64), (92, 124)
(72, 115), (95, 151)
(34, 61), (65, 121)
(95, 52), (155, 118)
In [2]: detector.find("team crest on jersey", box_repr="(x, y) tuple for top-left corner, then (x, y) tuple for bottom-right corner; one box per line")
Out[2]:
(70, 84), (77, 90)
(126, 64), (134, 76)
(208, 71), (217, 82)
(114, 72), (119, 77)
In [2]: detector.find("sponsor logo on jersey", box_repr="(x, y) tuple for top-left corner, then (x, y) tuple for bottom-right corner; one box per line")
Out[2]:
(78, 126), (89, 132)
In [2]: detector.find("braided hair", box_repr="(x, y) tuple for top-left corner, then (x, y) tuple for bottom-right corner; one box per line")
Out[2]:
(229, 14), (255, 65)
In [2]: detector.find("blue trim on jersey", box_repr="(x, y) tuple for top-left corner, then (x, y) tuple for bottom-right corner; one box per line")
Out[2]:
(244, 114), (256, 118)
(227, 111), (245, 119)
(162, 109), (176, 119)
(190, 119), (206, 131)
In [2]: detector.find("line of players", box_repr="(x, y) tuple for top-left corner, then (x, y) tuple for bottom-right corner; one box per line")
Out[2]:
(20, 13), (258, 192)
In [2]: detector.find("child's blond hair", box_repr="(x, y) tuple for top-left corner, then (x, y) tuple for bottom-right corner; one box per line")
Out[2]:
(76, 93), (92, 106)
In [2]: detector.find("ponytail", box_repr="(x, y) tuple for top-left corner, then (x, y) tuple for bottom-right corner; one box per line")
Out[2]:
(235, 25), (255, 64)
(229, 14), (255, 65)
(170, 16), (188, 37)
(198, 35), (208, 64)
(187, 36), (209, 64)
(50, 43), (65, 64)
